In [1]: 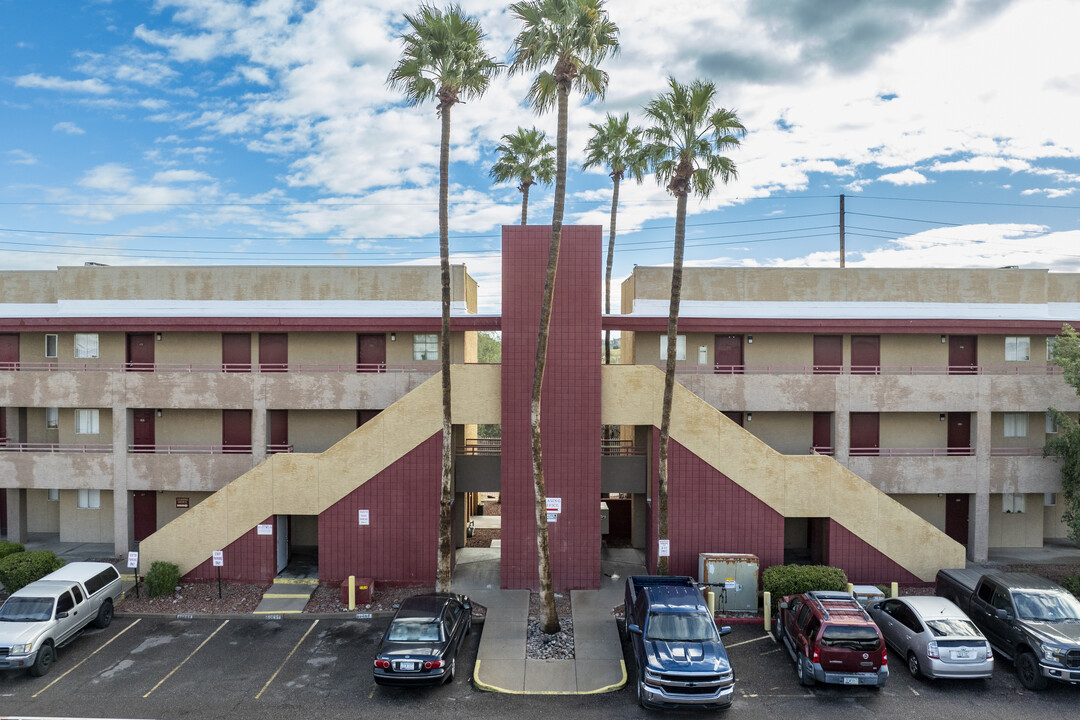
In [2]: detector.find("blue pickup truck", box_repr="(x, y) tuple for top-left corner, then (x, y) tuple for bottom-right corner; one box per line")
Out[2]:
(623, 575), (735, 709)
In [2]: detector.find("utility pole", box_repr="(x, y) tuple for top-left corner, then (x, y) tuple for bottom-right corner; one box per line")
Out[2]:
(839, 193), (846, 268)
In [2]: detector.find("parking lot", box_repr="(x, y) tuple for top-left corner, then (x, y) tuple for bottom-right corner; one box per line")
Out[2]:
(1, 616), (1077, 719)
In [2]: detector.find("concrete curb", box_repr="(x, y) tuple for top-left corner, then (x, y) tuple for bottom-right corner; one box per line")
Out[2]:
(472, 659), (626, 695)
(115, 610), (400, 621)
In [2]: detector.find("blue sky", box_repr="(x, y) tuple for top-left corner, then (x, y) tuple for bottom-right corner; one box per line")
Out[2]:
(3, 0), (1080, 312)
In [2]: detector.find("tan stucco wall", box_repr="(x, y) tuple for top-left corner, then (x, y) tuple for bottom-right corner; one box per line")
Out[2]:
(156, 409), (225, 447)
(892, 494), (947, 533)
(286, 410), (358, 453)
(27, 489), (60, 532)
(631, 332), (725, 366)
(979, 334), (1055, 367)
(0, 271), (57, 302)
(287, 333), (356, 367)
(57, 408), (113, 446)
(990, 412), (1046, 449)
(1043, 500), (1070, 539)
(59, 490), (114, 543)
(988, 493), (1044, 547)
(881, 335), (950, 367)
(157, 491), (212, 528)
(156, 333), (224, 366)
(745, 334), (814, 367)
(879, 413), (947, 449)
(745, 413), (813, 455)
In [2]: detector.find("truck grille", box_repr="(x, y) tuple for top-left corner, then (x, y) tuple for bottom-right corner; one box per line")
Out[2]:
(654, 672), (732, 695)
(1067, 650), (1080, 669)
(0, 647), (9, 657)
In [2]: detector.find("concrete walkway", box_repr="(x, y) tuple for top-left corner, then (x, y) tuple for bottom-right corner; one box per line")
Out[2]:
(253, 578), (318, 615)
(455, 546), (644, 694)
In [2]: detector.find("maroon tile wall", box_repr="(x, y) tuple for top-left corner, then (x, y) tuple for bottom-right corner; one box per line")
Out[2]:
(319, 433), (442, 586)
(827, 519), (922, 585)
(184, 515), (276, 584)
(501, 225), (603, 591)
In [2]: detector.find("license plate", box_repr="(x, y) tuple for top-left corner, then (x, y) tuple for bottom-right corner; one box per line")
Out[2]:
(397, 661), (417, 671)
(951, 648), (973, 660)
(843, 677), (859, 685)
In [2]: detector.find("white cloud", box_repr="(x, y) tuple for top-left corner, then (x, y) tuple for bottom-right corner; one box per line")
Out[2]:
(14, 73), (111, 94)
(152, 169), (214, 183)
(876, 169), (930, 186)
(6, 149), (38, 165)
(79, 163), (136, 192)
(53, 121), (85, 135)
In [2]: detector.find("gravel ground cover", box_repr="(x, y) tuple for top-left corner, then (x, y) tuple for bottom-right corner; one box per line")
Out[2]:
(527, 591), (574, 660)
(118, 582), (268, 614)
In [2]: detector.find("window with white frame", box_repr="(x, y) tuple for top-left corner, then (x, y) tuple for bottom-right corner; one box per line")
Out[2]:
(1047, 337), (1058, 361)
(46, 407), (59, 430)
(1003, 412), (1028, 438)
(1005, 336), (1030, 362)
(659, 334), (687, 362)
(47, 489), (59, 501)
(413, 334), (438, 361)
(1002, 492), (1026, 514)
(75, 409), (100, 435)
(1047, 412), (1058, 434)
(77, 489), (100, 509)
(74, 333), (99, 359)
(45, 334), (58, 358)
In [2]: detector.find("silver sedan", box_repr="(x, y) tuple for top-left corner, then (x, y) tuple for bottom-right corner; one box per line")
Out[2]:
(867, 596), (994, 680)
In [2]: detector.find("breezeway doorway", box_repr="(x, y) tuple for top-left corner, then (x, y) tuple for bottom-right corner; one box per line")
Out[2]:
(277, 514), (319, 579)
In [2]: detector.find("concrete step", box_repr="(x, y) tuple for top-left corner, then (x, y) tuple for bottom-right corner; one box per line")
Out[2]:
(253, 578), (319, 615)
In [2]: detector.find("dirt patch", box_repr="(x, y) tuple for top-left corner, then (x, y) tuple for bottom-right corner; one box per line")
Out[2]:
(481, 500), (501, 517)
(466, 528), (500, 548)
(302, 584), (439, 614)
(118, 582), (268, 614)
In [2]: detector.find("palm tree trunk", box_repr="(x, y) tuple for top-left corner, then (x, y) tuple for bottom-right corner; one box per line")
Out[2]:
(531, 85), (567, 636)
(604, 175), (620, 365)
(657, 192), (687, 576)
(521, 184), (530, 225)
(436, 102), (454, 593)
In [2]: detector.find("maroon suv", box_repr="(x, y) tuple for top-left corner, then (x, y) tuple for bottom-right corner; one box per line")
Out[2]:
(776, 590), (889, 688)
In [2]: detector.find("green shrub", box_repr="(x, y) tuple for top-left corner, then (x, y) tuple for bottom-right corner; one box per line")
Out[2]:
(0, 541), (25, 561)
(1061, 576), (1080, 598)
(145, 561), (181, 597)
(762, 564), (849, 614)
(0, 551), (66, 593)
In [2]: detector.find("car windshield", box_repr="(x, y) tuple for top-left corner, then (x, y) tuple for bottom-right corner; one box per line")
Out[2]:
(387, 620), (441, 642)
(926, 618), (981, 637)
(820, 625), (880, 650)
(0, 597), (54, 622)
(1012, 590), (1080, 622)
(645, 612), (719, 642)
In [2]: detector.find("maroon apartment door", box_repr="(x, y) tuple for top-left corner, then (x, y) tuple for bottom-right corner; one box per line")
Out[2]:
(813, 335), (843, 374)
(722, 411), (744, 427)
(0, 334), (18, 370)
(133, 409), (155, 452)
(850, 412), (880, 456)
(259, 333), (288, 372)
(714, 334), (743, 374)
(948, 412), (972, 455)
(945, 494), (970, 546)
(126, 333), (155, 371)
(357, 334), (386, 372)
(269, 409), (288, 451)
(813, 412), (832, 453)
(133, 491), (157, 542)
(222, 410), (252, 453)
(357, 409), (380, 427)
(948, 335), (977, 375)
(851, 335), (880, 374)
(222, 333), (251, 372)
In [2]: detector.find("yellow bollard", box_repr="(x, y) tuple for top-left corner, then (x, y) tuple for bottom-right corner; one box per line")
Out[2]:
(348, 575), (356, 611)
(846, 582), (854, 596)
(891, 581), (899, 598)
(706, 589), (716, 616)
(763, 592), (771, 633)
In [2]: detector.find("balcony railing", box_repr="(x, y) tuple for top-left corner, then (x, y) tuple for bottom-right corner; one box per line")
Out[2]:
(0, 442), (112, 453)
(456, 438), (646, 456)
(0, 361), (441, 374)
(673, 363), (1062, 376)
(811, 446), (834, 456)
(601, 439), (646, 456)
(127, 444), (252, 454)
(267, 444), (295, 454)
(849, 446), (975, 457)
(990, 447), (1046, 456)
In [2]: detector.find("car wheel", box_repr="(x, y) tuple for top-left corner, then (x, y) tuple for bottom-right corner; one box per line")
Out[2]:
(1016, 651), (1049, 691)
(445, 656), (456, 684)
(93, 599), (114, 629)
(798, 657), (815, 686)
(907, 651), (922, 679)
(29, 643), (54, 678)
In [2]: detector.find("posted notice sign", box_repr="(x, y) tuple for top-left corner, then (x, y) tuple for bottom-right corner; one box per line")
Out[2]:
(257, 524), (273, 536)
(658, 540), (670, 557)
(212, 550), (224, 567)
(127, 551), (139, 569)
(358, 509), (370, 526)
(547, 512), (558, 523)
(546, 497), (562, 514)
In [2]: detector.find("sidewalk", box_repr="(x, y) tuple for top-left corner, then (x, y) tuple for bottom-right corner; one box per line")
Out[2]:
(455, 547), (644, 694)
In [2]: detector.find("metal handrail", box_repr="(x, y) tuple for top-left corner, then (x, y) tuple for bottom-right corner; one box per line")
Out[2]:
(849, 447), (975, 457)
(989, 447), (1045, 456)
(673, 363), (1064, 376)
(0, 361), (442, 373)
(456, 437), (646, 456)
(127, 444), (253, 454)
(267, 444), (295, 454)
(0, 442), (112, 453)
(811, 446), (835, 456)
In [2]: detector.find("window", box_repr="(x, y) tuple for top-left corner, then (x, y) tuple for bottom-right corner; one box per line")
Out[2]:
(1005, 336), (1030, 362)
(413, 334), (438, 361)
(56, 591), (74, 615)
(46, 407), (59, 430)
(1045, 493), (1058, 507)
(1047, 337), (1058, 361)
(75, 409), (100, 435)
(71, 585), (84, 604)
(659, 334), (687, 361)
(1003, 412), (1027, 438)
(74, 333), (99, 359)
(1002, 492), (1026, 514)
(1047, 413), (1058, 435)
(45, 334), (58, 358)
(77, 489), (101, 509)
(47, 489), (59, 501)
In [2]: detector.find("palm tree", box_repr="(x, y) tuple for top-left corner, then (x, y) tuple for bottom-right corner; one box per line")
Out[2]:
(490, 127), (557, 225)
(508, 0), (619, 634)
(387, 4), (500, 593)
(583, 112), (647, 365)
(643, 77), (745, 575)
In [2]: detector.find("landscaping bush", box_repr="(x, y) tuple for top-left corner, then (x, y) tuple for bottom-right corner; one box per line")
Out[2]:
(1061, 576), (1080, 598)
(762, 564), (849, 614)
(0, 541), (25, 561)
(145, 561), (181, 597)
(0, 550), (66, 593)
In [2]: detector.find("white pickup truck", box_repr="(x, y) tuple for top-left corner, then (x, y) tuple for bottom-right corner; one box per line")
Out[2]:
(0, 562), (122, 677)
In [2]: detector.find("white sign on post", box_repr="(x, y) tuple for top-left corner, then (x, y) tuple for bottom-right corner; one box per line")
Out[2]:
(547, 512), (558, 523)
(127, 551), (139, 569)
(658, 540), (670, 557)
(257, 524), (273, 536)
(212, 550), (224, 567)
(546, 497), (562, 514)
(358, 510), (370, 526)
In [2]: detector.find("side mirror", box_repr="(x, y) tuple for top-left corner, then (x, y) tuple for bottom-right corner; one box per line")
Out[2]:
(628, 624), (642, 635)
(56, 612), (69, 619)
(719, 625), (732, 637)
(461, 595), (471, 610)
(779, 602), (789, 610)
(996, 608), (1012, 620)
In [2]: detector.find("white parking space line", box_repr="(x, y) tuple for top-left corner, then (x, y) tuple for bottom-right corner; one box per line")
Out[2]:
(254, 619), (319, 700)
(142, 620), (229, 698)
(725, 634), (771, 649)
(2, 717), (159, 720)
(31, 619), (142, 698)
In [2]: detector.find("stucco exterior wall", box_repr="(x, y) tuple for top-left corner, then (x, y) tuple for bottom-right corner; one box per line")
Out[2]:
(0, 271), (56, 302)
(286, 333), (356, 367)
(987, 493), (1044, 547)
(156, 491), (212, 527)
(745, 334), (814, 367)
(27, 489), (60, 532)
(156, 409), (225, 447)
(59, 489), (114, 542)
(880, 334), (949, 367)
(287, 410), (357, 453)
(154, 332), (223, 365)
(891, 493), (947, 533)
(744, 413), (813, 454)
(879, 413), (948, 449)
(990, 411), (1046, 449)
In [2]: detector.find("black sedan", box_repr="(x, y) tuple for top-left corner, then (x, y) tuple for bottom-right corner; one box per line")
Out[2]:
(373, 592), (472, 686)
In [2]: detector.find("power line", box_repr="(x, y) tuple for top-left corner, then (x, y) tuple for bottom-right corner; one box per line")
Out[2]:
(854, 194), (1080, 211)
